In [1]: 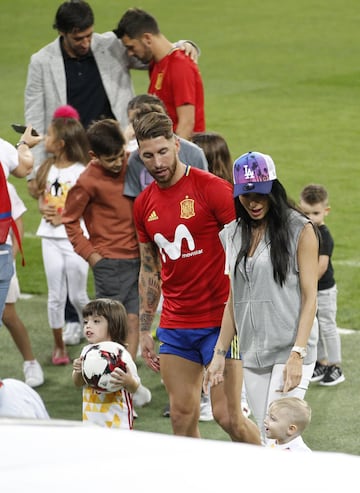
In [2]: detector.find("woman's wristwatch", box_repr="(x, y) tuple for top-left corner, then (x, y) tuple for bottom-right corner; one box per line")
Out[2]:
(291, 346), (307, 358)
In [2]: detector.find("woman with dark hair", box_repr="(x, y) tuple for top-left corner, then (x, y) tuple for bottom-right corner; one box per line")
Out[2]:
(190, 132), (233, 184)
(204, 151), (319, 442)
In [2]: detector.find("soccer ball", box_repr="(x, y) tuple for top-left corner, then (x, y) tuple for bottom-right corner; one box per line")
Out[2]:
(82, 341), (127, 393)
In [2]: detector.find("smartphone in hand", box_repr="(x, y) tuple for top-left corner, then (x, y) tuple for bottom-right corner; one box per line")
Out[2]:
(11, 124), (39, 136)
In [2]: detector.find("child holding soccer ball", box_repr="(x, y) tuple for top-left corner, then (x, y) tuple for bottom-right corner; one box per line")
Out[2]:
(72, 298), (140, 429)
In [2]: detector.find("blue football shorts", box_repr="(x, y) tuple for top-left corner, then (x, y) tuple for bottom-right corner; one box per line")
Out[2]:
(157, 327), (241, 366)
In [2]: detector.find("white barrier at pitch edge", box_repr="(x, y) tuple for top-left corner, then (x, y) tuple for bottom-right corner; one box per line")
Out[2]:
(1, 419), (359, 493)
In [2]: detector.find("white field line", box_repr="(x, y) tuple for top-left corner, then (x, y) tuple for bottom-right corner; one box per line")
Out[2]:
(338, 328), (357, 335)
(333, 260), (360, 268)
(19, 293), (34, 299)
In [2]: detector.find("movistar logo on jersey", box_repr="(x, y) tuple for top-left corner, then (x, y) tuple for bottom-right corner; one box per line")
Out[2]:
(154, 224), (202, 262)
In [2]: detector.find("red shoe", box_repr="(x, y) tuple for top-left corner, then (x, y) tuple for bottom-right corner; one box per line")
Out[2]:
(52, 351), (70, 366)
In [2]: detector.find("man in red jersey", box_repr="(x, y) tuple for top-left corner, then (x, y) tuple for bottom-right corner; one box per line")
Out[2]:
(132, 111), (260, 444)
(114, 8), (205, 140)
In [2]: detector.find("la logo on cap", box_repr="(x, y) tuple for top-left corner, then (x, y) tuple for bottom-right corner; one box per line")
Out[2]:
(243, 164), (255, 180)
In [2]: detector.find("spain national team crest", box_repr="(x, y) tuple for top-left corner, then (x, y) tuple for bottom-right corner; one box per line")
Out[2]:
(180, 196), (195, 219)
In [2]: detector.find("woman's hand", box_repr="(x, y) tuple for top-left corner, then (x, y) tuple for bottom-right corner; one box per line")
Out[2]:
(282, 353), (303, 393)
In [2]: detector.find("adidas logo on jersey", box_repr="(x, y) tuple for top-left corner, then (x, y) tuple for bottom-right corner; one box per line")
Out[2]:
(147, 210), (158, 222)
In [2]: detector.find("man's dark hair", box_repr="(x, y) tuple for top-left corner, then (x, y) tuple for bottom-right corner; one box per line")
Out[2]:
(133, 112), (173, 142)
(114, 8), (160, 39)
(87, 119), (125, 156)
(53, 1), (94, 33)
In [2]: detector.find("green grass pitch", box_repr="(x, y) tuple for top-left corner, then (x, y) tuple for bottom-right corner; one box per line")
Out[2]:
(1, 0), (359, 455)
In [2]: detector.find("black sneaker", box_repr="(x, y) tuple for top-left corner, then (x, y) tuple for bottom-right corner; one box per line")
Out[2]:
(311, 361), (327, 382)
(319, 365), (345, 386)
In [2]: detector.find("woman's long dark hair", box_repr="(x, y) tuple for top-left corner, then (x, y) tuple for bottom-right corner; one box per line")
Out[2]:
(234, 180), (300, 286)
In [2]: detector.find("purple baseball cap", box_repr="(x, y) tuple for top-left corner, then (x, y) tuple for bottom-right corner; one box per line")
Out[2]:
(233, 151), (277, 197)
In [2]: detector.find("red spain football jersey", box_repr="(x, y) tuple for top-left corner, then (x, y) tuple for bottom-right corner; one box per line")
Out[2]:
(134, 167), (235, 328)
(148, 49), (205, 133)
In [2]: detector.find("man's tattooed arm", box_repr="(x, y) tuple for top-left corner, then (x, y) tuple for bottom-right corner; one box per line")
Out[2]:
(139, 242), (162, 333)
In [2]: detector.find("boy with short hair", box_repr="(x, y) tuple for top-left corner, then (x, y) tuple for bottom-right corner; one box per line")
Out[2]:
(123, 93), (208, 198)
(300, 184), (345, 386)
(62, 119), (151, 408)
(264, 397), (312, 452)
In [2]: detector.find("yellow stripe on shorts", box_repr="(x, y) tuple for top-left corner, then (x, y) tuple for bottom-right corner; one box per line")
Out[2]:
(229, 334), (240, 360)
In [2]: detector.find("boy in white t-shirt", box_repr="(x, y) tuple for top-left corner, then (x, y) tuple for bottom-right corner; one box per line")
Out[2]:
(264, 397), (312, 452)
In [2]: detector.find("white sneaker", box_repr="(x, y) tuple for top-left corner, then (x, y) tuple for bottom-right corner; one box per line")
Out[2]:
(199, 392), (214, 422)
(23, 360), (44, 388)
(63, 322), (82, 345)
(133, 384), (152, 408)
